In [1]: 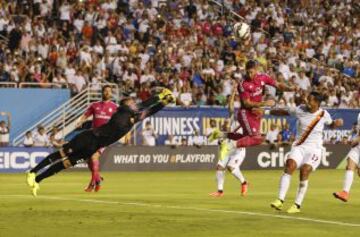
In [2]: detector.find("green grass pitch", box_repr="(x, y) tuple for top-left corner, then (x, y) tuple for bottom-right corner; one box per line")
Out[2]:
(0, 170), (359, 237)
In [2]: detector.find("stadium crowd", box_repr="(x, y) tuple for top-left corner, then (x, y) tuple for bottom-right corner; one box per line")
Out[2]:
(0, 0), (359, 108)
(0, 0), (359, 147)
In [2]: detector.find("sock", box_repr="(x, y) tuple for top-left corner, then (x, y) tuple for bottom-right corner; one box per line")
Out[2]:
(87, 159), (95, 186)
(231, 168), (245, 183)
(35, 161), (66, 183)
(216, 170), (225, 192)
(278, 173), (291, 201)
(343, 170), (354, 193)
(30, 151), (62, 174)
(87, 159), (93, 172)
(91, 159), (101, 184)
(294, 180), (309, 207)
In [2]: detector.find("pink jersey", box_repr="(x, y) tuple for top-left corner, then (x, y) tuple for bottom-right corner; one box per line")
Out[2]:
(84, 101), (118, 128)
(238, 73), (276, 103)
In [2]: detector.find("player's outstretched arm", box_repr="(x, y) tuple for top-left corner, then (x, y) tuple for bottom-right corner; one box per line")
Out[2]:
(268, 108), (291, 116)
(242, 98), (275, 109)
(137, 94), (161, 110)
(351, 136), (360, 147)
(276, 82), (296, 92)
(328, 119), (343, 129)
(228, 86), (236, 117)
(138, 89), (175, 121)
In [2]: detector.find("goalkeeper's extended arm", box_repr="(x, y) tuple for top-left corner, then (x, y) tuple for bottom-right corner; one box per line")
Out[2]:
(137, 94), (161, 110)
(137, 94), (166, 121)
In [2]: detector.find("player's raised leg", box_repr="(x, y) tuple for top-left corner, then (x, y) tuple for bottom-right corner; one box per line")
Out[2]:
(333, 148), (359, 202)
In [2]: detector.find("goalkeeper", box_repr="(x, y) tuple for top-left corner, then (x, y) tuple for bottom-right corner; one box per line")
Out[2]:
(26, 88), (175, 196)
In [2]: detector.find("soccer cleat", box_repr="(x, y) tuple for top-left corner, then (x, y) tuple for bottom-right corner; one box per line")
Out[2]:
(270, 199), (283, 210)
(286, 204), (301, 214)
(94, 184), (101, 192)
(209, 191), (224, 197)
(26, 172), (36, 187)
(31, 182), (40, 197)
(208, 128), (224, 143)
(333, 191), (349, 202)
(241, 182), (248, 196)
(84, 184), (94, 192)
(95, 176), (104, 192)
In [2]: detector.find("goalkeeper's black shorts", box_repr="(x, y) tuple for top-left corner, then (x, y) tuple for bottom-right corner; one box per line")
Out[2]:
(61, 130), (101, 166)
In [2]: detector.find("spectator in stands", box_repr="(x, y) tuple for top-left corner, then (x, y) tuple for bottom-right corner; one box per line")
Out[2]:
(49, 127), (65, 148)
(179, 83), (193, 107)
(0, 63), (10, 82)
(0, 0), (358, 105)
(0, 112), (11, 147)
(33, 126), (49, 147)
(192, 129), (205, 148)
(23, 131), (34, 147)
(265, 123), (280, 149)
(142, 121), (157, 146)
(278, 123), (294, 146)
(327, 90), (339, 107)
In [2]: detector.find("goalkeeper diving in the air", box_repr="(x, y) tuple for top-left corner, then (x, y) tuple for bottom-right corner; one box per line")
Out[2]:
(26, 88), (175, 196)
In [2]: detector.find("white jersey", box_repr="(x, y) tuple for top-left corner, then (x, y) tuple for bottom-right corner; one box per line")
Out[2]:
(357, 113), (360, 131)
(0, 126), (9, 143)
(290, 105), (333, 147)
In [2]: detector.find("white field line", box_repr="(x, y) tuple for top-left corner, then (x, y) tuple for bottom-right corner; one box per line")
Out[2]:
(1, 194), (360, 227)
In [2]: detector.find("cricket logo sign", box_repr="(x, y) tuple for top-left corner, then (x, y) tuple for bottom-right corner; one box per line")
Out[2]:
(242, 145), (348, 170)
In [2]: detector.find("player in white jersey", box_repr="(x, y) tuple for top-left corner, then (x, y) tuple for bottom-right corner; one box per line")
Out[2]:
(209, 88), (248, 197)
(268, 92), (343, 213)
(333, 113), (360, 202)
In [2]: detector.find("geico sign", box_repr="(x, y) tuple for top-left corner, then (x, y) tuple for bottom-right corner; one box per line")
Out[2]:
(257, 147), (331, 168)
(0, 152), (49, 169)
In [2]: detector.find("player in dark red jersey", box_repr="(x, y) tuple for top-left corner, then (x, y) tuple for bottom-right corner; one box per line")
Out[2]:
(26, 88), (174, 196)
(208, 60), (293, 197)
(210, 60), (293, 148)
(76, 85), (118, 192)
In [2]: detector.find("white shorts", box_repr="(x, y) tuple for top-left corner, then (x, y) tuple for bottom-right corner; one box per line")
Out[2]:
(287, 144), (323, 170)
(217, 146), (246, 169)
(347, 145), (360, 167)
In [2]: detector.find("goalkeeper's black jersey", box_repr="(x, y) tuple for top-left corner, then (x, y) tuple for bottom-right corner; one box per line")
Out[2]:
(92, 105), (140, 147)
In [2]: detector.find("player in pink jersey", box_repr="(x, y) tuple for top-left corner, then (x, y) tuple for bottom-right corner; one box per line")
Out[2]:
(76, 85), (118, 192)
(211, 60), (292, 148)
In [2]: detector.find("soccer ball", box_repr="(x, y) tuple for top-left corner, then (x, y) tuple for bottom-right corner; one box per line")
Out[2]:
(233, 22), (251, 40)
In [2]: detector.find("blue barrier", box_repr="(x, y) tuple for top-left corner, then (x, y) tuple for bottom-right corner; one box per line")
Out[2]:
(0, 89), (70, 142)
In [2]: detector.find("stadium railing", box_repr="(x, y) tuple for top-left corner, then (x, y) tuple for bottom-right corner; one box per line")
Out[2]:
(12, 83), (119, 146)
(19, 82), (69, 88)
(0, 82), (17, 88)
